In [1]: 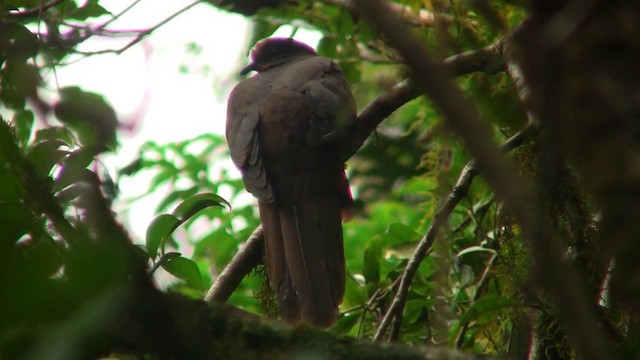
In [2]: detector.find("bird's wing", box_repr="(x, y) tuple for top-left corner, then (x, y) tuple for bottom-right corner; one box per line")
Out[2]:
(226, 80), (274, 202)
(301, 59), (357, 145)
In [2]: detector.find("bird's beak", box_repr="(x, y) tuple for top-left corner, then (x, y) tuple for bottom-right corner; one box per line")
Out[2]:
(240, 62), (256, 76)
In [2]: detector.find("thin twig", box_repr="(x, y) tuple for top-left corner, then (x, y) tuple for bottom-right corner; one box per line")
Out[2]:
(98, 0), (145, 29)
(75, 0), (204, 56)
(374, 123), (536, 342)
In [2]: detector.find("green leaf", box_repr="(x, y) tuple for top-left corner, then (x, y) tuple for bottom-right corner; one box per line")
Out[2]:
(171, 193), (230, 222)
(336, 8), (354, 37)
(149, 168), (176, 192)
(404, 299), (431, 324)
(155, 186), (199, 214)
(330, 312), (360, 335)
(33, 126), (75, 145)
(459, 295), (517, 325)
(248, 20), (281, 57)
(456, 246), (496, 258)
(363, 236), (382, 284)
(342, 275), (367, 309)
(118, 157), (143, 177)
(356, 19), (377, 43)
(12, 110), (34, 146)
(381, 223), (421, 247)
(396, 177), (438, 196)
(26, 140), (68, 177)
(162, 256), (203, 290)
(54, 144), (110, 191)
(0, 22), (39, 61)
(67, 0), (111, 20)
(0, 166), (23, 204)
(145, 214), (180, 260)
(54, 87), (118, 148)
(0, 62), (40, 109)
(317, 36), (338, 58)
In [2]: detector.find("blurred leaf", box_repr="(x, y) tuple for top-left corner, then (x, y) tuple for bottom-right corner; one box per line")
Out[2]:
(12, 110), (34, 146)
(156, 186), (199, 214)
(363, 236), (382, 284)
(342, 276), (367, 310)
(356, 19), (377, 42)
(381, 223), (421, 247)
(118, 157), (143, 177)
(0, 166), (23, 204)
(456, 246), (496, 258)
(404, 299), (430, 324)
(194, 228), (238, 267)
(459, 264), (474, 287)
(396, 177), (438, 196)
(459, 295), (516, 325)
(54, 87), (118, 149)
(162, 256), (204, 290)
(67, 0), (111, 20)
(336, 8), (354, 38)
(0, 62), (40, 109)
(248, 19), (281, 56)
(54, 145), (110, 191)
(318, 36), (338, 58)
(330, 313), (360, 335)
(26, 140), (68, 177)
(34, 126), (75, 145)
(0, 22), (38, 61)
(149, 168), (176, 192)
(146, 214), (180, 260)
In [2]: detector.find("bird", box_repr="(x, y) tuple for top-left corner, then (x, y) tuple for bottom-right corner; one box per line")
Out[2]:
(226, 37), (356, 328)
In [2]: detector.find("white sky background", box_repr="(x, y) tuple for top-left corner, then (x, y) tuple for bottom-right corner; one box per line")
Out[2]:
(50, 0), (321, 240)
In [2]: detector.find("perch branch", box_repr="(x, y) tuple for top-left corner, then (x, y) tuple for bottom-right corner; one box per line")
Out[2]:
(205, 226), (265, 302)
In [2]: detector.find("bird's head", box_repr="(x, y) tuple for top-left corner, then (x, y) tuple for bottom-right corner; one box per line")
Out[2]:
(240, 37), (317, 75)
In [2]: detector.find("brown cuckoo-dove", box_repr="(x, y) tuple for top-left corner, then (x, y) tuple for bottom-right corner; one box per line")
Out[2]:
(226, 37), (355, 328)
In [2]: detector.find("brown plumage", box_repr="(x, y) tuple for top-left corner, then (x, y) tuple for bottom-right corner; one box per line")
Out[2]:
(226, 38), (355, 328)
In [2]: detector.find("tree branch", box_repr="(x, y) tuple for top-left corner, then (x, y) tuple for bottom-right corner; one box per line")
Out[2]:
(125, 290), (506, 359)
(205, 226), (264, 302)
(374, 122), (537, 342)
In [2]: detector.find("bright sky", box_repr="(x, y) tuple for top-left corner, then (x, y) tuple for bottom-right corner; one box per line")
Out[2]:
(50, 1), (321, 239)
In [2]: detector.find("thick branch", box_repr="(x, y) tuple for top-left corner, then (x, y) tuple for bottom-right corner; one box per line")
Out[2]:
(127, 290), (504, 360)
(354, 1), (608, 358)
